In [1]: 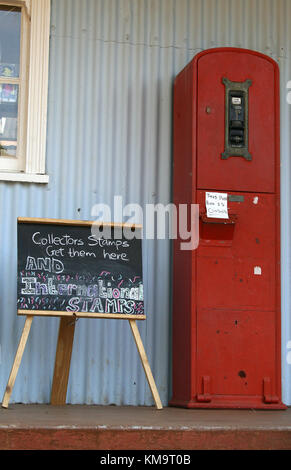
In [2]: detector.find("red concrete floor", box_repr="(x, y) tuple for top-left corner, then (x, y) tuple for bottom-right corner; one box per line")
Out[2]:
(0, 404), (291, 450)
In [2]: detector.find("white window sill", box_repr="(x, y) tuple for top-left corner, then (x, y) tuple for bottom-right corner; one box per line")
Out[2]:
(0, 172), (49, 183)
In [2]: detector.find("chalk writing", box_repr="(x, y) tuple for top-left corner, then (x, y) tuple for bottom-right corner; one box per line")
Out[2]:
(17, 221), (144, 316)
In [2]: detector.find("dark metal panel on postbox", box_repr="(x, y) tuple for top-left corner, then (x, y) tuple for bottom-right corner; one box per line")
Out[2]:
(170, 48), (285, 409)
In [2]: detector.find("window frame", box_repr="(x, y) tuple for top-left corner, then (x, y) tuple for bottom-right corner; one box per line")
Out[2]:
(0, 4), (28, 172)
(0, 0), (50, 183)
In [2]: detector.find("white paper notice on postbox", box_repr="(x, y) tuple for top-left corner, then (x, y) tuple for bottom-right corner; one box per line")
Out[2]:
(205, 192), (229, 219)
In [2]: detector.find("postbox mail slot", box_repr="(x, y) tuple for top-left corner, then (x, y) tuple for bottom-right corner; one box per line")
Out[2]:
(200, 213), (237, 224)
(200, 213), (237, 246)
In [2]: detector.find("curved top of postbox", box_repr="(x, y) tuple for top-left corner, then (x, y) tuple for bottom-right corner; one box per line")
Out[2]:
(193, 46), (279, 68)
(176, 47), (279, 83)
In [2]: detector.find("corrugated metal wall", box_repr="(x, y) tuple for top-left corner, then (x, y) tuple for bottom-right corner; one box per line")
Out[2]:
(0, 0), (291, 406)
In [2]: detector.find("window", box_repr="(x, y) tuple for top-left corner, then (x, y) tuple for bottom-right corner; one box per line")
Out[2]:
(0, 0), (50, 183)
(0, 5), (26, 171)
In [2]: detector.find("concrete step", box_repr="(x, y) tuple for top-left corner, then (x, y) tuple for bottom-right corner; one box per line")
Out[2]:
(0, 404), (290, 450)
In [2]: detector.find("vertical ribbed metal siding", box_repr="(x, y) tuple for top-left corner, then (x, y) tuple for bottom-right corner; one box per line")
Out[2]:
(0, 0), (291, 405)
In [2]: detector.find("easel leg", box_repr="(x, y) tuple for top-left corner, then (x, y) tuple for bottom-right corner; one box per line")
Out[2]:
(51, 316), (76, 405)
(128, 319), (163, 410)
(2, 315), (33, 409)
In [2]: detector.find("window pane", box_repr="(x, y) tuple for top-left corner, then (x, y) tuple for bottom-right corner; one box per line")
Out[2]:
(0, 83), (18, 157)
(0, 6), (21, 78)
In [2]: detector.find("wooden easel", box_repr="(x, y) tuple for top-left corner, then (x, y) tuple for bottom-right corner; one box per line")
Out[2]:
(2, 311), (163, 410)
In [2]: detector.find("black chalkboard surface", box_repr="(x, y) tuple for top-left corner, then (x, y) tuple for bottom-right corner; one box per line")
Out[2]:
(17, 218), (145, 319)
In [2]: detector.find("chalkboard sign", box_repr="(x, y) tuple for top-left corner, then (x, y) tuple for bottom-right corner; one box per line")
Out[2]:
(17, 218), (145, 320)
(2, 217), (163, 411)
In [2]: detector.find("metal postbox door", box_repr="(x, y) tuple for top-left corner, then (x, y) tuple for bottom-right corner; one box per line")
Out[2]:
(196, 190), (277, 405)
(196, 50), (276, 193)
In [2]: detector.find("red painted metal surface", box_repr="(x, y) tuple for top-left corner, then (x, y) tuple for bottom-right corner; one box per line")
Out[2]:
(170, 48), (285, 409)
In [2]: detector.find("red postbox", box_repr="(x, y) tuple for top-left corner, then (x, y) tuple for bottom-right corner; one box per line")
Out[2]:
(171, 48), (286, 409)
